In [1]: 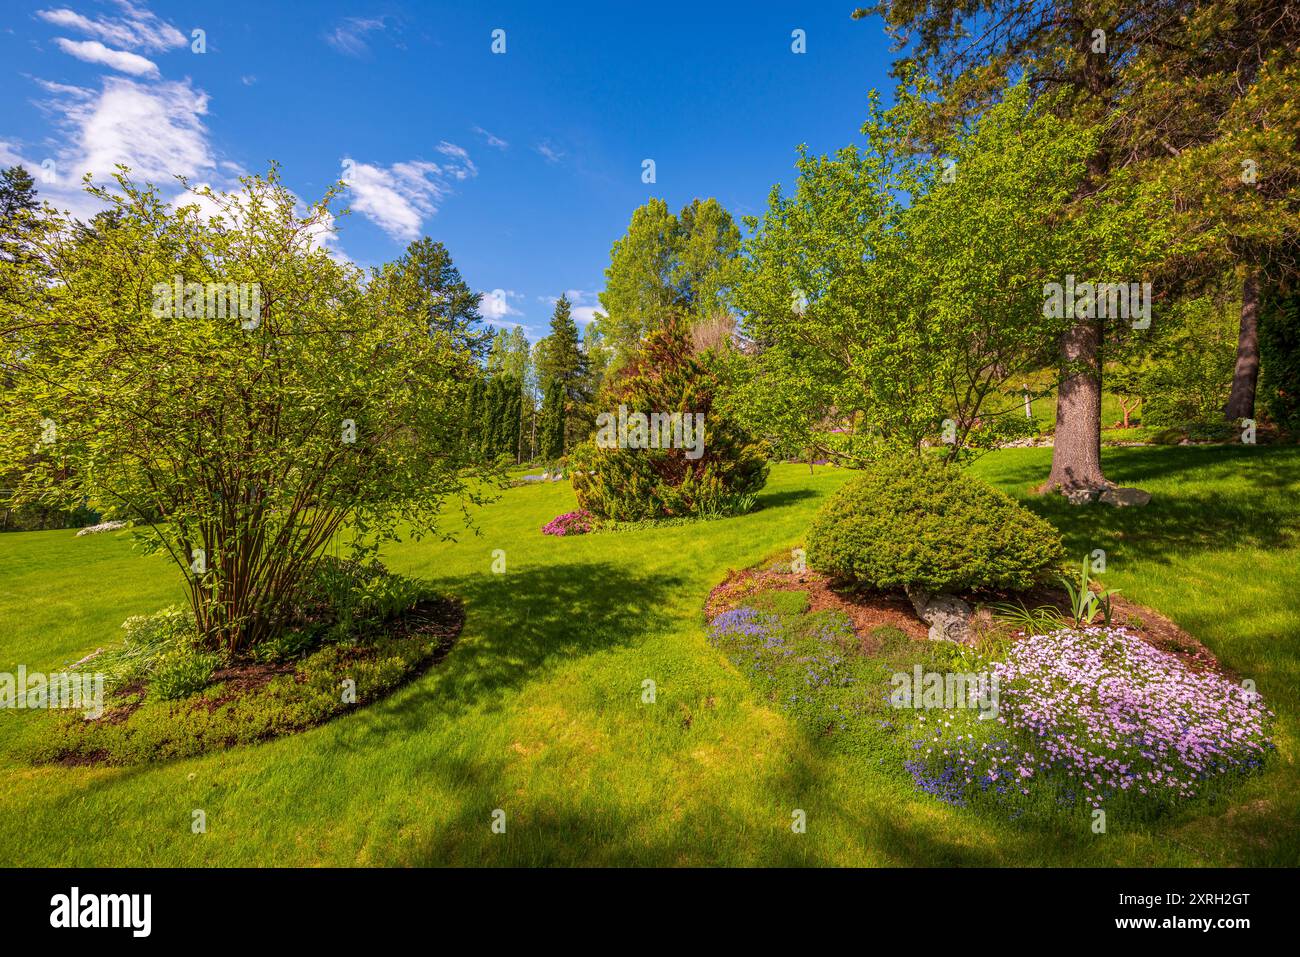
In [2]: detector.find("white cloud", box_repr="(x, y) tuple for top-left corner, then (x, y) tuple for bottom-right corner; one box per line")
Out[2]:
(535, 141), (565, 164)
(325, 17), (386, 57)
(436, 141), (477, 178)
(472, 126), (508, 150)
(11, 76), (214, 218)
(480, 288), (523, 321)
(69, 76), (213, 183)
(54, 37), (159, 76)
(342, 149), (476, 242)
(37, 2), (186, 52)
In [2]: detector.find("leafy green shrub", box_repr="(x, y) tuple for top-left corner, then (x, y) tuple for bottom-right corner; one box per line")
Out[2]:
(250, 627), (317, 664)
(806, 455), (1064, 593)
(96, 605), (200, 689)
(571, 320), (769, 521)
(149, 649), (220, 701)
(295, 556), (427, 644)
(1261, 290), (1300, 432)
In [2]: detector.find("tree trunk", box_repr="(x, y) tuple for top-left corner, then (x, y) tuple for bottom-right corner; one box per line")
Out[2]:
(1044, 24), (1111, 494)
(1224, 269), (1260, 421)
(1046, 318), (1107, 490)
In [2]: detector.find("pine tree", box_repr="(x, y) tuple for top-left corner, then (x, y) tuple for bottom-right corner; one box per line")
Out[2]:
(393, 237), (490, 359)
(0, 165), (42, 303)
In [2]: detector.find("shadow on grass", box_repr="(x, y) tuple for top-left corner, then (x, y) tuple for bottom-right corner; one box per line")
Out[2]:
(352, 560), (688, 730)
(988, 446), (1299, 566)
(400, 739), (1044, 865)
(756, 487), (820, 510)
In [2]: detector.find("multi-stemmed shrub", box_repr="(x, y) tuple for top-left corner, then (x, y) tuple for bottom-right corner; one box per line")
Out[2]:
(570, 320), (769, 522)
(0, 170), (491, 656)
(806, 454), (1065, 594)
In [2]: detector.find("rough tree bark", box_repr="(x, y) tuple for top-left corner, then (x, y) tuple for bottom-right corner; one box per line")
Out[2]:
(1224, 268), (1261, 421)
(1046, 317), (1107, 490)
(1046, 17), (1112, 493)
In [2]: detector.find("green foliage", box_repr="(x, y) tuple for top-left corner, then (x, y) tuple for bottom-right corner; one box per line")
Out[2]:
(475, 373), (524, 463)
(806, 454), (1065, 593)
(0, 168), (494, 653)
(596, 198), (740, 363)
(96, 605), (200, 691)
(149, 648), (220, 701)
(388, 237), (489, 359)
(539, 377), (566, 461)
(293, 556), (428, 646)
(1059, 555), (1119, 628)
(570, 321), (769, 521)
(735, 84), (1158, 465)
(534, 294), (590, 452)
(1120, 295), (1238, 427)
(1261, 289), (1300, 431)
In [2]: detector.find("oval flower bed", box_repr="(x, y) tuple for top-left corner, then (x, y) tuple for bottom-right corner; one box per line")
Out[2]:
(30, 561), (464, 766)
(706, 557), (1275, 826)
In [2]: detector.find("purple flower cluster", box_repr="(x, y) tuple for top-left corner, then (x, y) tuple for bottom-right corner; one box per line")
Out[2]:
(709, 607), (785, 649)
(541, 509), (595, 536)
(908, 626), (1274, 813)
(987, 626), (1273, 805)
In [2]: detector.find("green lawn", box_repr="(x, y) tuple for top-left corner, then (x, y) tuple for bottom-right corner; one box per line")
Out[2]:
(0, 445), (1296, 866)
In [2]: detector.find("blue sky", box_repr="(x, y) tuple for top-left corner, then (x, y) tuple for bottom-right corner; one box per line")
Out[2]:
(0, 0), (898, 339)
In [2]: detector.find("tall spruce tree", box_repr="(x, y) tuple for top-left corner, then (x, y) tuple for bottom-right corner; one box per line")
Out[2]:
(0, 165), (41, 304)
(392, 237), (490, 359)
(535, 294), (589, 452)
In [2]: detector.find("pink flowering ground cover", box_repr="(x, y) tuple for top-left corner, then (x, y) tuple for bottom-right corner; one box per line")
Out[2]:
(541, 509), (595, 536)
(905, 626), (1274, 821)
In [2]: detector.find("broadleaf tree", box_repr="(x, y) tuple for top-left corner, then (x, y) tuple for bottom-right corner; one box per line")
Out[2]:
(0, 168), (495, 653)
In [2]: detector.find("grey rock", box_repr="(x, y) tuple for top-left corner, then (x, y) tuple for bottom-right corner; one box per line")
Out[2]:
(1099, 486), (1152, 507)
(905, 586), (973, 643)
(1064, 487), (1100, 505)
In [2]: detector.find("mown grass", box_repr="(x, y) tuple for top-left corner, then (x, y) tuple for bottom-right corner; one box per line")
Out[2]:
(0, 445), (1295, 865)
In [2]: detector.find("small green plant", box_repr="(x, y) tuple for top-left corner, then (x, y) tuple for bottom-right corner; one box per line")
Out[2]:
(250, 627), (317, 664)
(1060, 554), (1119, 627)
(990, 600), (1066, 635)
(149, 649), (220, 701)
(95, 605), (199, 689)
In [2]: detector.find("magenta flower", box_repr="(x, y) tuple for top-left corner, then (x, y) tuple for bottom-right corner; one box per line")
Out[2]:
(542, 509), (595, 536)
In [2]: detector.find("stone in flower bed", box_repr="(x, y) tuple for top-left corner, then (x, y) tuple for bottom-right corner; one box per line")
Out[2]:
(542, 509), (594, 536)
(907, 625), (1274, 818)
